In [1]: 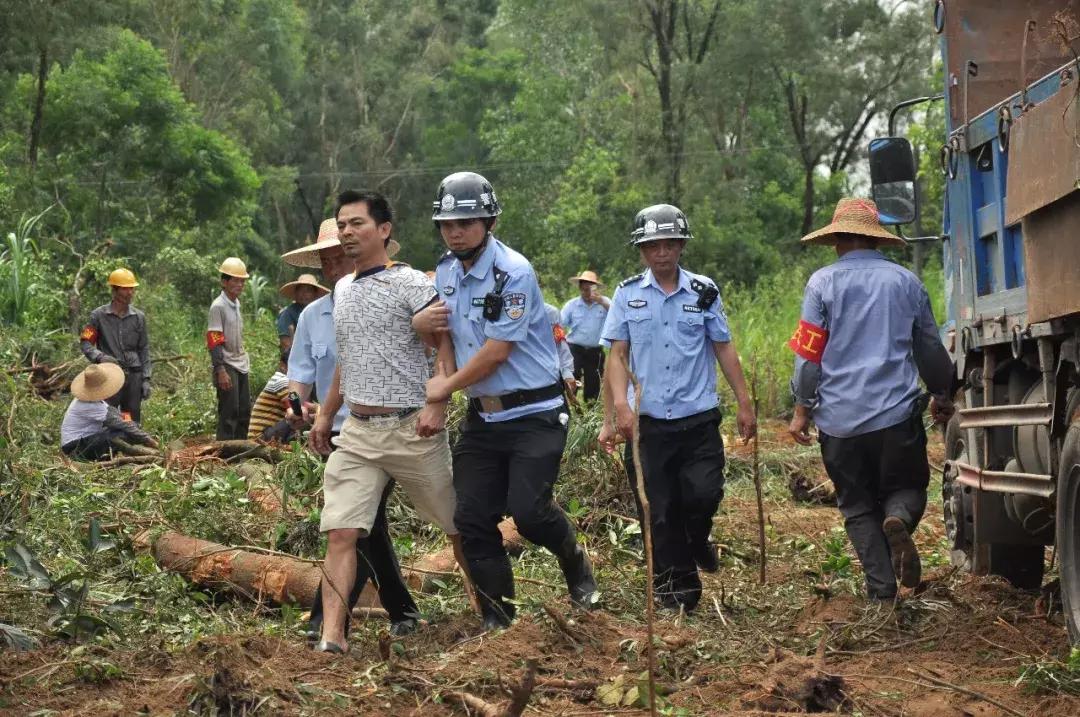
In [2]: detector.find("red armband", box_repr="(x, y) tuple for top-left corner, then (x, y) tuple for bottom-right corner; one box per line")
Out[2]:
(206, 331), (226, 349)
(787, 319), (828, 363)
(552, 324), (567, 344)
(80, 325), (98, 343)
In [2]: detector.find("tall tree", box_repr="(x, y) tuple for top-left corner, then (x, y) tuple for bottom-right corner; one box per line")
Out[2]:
(0, 0), (118, 169)
(763, 0), (931, 235)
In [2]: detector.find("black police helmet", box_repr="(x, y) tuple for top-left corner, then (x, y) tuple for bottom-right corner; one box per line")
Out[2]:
(432, 172), (502, 221)
(629, 204), (693, 245)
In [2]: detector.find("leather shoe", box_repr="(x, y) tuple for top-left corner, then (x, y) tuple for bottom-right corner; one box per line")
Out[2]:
(692, 542), (721, 573)
(558, 544), (599, 609)
(389, 618), (418, 637)
(314, 640), (346, 654)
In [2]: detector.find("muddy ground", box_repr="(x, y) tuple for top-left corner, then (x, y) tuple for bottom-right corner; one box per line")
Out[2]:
(2, 424), (1078, 716)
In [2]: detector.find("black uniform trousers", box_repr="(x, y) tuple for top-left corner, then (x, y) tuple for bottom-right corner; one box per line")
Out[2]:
(819, 412), (930, 599)
(107, 369), (143, 423)
(215, 366), (251, 440)
(569, 344), (604, 402)
(452, 405), (577, 621)
(624, 409), (725, 611)
(307, 451), (418, 635)
(62, 428), (127, 462)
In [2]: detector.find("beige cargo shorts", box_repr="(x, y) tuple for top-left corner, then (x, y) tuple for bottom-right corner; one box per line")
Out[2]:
(320, 410), (457, 535)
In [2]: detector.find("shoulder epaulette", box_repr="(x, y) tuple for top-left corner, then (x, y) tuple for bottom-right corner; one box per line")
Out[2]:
(618, 273), (644, 289)
(437, 250), (455, 264)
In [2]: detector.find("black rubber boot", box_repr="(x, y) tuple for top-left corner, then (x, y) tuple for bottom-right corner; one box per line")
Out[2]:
(468, 557), (516, 628)
(557, 539), (599, 609)
(691, 542), (720, 573)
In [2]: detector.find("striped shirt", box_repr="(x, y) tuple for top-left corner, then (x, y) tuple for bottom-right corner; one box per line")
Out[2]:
(247, 371), (289, 440)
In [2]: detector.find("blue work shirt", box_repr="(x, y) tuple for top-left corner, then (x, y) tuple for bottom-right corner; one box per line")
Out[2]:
(790, 249), (952, 438)
(276, 302), (303, 338)
(560, 296), (608, 347)
(287, 293), (347, 432)
(435, 236), (563, 422)
(601, 267), (731, 421)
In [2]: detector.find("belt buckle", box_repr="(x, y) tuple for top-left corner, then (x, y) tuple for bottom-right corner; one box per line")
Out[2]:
(478, 395), (504, 413)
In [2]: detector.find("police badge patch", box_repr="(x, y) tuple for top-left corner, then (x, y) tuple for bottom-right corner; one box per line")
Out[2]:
(443, 285), (455, 295)
(441, 194), (456, 212)
(627, 299), (648, 308)
(503, 292), (526, 320)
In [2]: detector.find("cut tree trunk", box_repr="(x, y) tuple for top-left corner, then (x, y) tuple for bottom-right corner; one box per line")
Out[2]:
(136, 519), (525, 609)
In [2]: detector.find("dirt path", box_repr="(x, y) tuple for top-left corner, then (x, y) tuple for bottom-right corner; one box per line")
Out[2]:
(2, 429), (1077, 715)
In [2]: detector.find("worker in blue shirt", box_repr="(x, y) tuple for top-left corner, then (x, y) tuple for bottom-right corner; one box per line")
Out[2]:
(788, 198), (954, 601)
(599, 203), (756, 613)
(280, 218), (418, 639)
(561, 270), (610, 401)
(416, 171), (598, 629)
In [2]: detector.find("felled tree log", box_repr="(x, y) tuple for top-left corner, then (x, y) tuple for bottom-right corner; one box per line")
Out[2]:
(139, 531), (324, 607)
(137, 522), (524, 609)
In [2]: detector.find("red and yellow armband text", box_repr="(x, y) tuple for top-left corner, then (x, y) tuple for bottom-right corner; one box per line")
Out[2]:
(552, 324), (567, 344)
(787, 319), (828, 363)
(206, 331), (226, 350)
(80, 325), (98, 343)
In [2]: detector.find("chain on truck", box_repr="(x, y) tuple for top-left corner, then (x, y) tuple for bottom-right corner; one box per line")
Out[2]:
(869, 0), (1080, 644)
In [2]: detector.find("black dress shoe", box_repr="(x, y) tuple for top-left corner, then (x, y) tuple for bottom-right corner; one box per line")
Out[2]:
(692, 542), (720, 573)
(314, 640), (346, 654)
(389, 618), (418, 637)
(482, 612), (511, 631)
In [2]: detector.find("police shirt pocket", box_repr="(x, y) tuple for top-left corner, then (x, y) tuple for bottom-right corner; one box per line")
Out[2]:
(627, 314), (653, 345)
(674, 312), (705, 349)
(311, 343), (328, 360)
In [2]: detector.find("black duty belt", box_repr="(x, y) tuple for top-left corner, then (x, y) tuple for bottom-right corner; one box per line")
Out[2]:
(469, 382), (563, 414)
(350, 407), (421, 422)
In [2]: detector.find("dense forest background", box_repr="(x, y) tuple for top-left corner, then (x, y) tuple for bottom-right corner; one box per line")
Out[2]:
(0, 0), (947, 411)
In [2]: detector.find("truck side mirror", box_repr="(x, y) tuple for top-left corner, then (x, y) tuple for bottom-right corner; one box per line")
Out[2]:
(869, 137), (918, 226)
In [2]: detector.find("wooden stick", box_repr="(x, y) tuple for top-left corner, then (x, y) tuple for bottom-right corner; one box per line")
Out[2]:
(506, 657), (539, 717)
(751, 369), (766, 584)
(623, 355), (658, 717)
(905, 669), (1025, 717)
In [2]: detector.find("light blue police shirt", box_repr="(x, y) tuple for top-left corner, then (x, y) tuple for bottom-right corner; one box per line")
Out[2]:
(560, 296), (608, 348)
(287, 293), (347, 432)
(601, 267), (730, 421)
(435, 237), (563, 422)
(790, 249), (952, 438)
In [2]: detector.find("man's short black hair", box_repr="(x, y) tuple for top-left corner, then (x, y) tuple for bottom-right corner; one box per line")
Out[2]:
(335, 190), (393, 226)
(220, 273), (231, 282)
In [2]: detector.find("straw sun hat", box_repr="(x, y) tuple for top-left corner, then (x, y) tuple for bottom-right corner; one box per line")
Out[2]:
(71, 363), (125, 402)
(281, 218), (401, 268)
(279, 274), (330, 301)
(800, 198), (905, 247)
(568, 270), (604, 287)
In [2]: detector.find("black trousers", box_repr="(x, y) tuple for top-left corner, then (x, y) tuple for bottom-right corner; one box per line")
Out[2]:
(624, 409), (725, 611)
(62, 428), (126, 461)
(215, 366), (250, 440)
(819, 413), (930, 599)
(452, 405), (576, 620)
(569, 344), (604, 401)
(308, 478), (418, 633)
(107, 369), (143, 423)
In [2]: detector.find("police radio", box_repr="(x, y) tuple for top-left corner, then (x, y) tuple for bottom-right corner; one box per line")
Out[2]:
(482, 266), (511, 321)
(690, 279), (719, 310)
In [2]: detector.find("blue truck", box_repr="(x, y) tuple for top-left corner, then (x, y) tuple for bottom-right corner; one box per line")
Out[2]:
(869, 0), (1080, 642)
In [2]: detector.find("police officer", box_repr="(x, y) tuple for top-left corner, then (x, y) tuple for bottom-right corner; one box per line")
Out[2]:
(418, 171), (598, 629)
(79, 268), (151, 422)
(788, 198), (953, 601)
(599, 204), (756, 613)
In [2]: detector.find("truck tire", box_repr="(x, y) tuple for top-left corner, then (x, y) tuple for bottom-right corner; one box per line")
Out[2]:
(942, 412), (974, 570)
(1057, 421), (1080, 644)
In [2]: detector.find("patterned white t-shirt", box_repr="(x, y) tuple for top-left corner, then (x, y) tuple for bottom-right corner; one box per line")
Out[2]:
(333, 263), (438, 408)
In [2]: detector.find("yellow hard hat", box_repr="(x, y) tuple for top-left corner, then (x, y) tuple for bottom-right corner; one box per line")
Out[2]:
(218, 257), (250, 279)
(107, 268), (139, 288)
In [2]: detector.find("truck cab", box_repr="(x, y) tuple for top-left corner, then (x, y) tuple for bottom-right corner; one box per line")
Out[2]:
(869, 0), (1080, 642)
